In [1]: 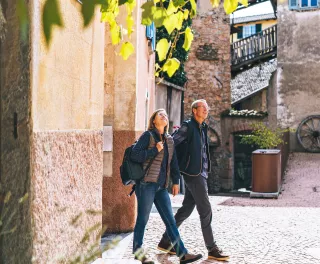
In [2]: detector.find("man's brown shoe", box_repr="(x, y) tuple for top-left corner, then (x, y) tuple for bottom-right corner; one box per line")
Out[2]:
(208, 245), (229, 261)
(157, 239), (176, 255)
(180, 253), (203, 264)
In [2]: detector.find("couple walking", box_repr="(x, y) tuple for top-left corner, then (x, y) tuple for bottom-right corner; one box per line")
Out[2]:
(130, 99), (229, 264)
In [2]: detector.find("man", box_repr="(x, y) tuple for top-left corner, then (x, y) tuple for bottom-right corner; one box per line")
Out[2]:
(157, 99), (230, 261)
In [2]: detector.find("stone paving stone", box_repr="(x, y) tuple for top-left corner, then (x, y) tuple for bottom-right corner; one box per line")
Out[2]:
(100, 154), (320, 264)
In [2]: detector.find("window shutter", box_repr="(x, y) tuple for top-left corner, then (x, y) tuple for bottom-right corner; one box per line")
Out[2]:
(256, 24), (262, 33)
(289, 0), (297, 9)
(146, 22), (156, 51)
(237, 26), (243, 39)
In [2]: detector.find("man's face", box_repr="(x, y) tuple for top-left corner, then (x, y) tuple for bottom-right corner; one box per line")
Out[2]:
(193, 102), (209, 121)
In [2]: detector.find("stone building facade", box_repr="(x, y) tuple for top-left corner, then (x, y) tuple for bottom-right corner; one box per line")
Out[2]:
(277, 2), (320, 150)
(0, 0), (155, 262)
(184, 0), (232, 191)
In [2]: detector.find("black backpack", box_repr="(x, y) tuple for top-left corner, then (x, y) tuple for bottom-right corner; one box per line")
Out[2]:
(120, 132), (156, 190)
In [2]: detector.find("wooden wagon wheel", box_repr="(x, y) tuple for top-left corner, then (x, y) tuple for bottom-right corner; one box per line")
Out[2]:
(296, 115), (320, 153)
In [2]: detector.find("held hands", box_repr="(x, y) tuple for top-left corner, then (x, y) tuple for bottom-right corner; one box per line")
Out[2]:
(156, 141), (164, 152)
(172, 184), (179, 197)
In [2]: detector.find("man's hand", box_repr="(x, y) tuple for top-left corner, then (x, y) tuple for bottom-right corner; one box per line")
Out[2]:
(172, 184), (179, 197)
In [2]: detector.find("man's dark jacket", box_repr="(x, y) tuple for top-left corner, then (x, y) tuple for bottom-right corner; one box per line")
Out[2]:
(174, 117), (211, 176)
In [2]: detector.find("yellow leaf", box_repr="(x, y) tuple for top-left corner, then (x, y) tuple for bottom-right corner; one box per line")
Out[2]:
(119, 42), (135, 60)
(163, 58), (180, 77)
(126, 0), (136, 12)
(126, 14), (134, 36)
(110, 23), (121, 45)
(167, 0), (178, 15)
(183, 9), (189, 20)
(156, 38), (170, 62)
(210, 0), (220, 8)
(163, 14), (178, 35)
(238, 0), (248, 6)
(224, 0), (238, 14)
(182, 27), (193, 51)
(176, 11), (184, 30)
(153, 7), (167, 28)
(190, 0), (197, 18)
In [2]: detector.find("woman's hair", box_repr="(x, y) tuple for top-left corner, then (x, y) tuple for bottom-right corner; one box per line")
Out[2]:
(147, 109), (169, 134)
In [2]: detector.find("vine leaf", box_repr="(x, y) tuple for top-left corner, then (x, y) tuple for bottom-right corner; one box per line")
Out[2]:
(224, 0), (239, 14)
(183, 27), (193, 51)
(163, 58), (180, 77)
(119, 42), (135, 60)
(42, 0), (63, 46)
(163, 14), (178, 34)
(141, 1), (155, 26)
(210, 0), (220, 8)
(156, 38), (170, 62)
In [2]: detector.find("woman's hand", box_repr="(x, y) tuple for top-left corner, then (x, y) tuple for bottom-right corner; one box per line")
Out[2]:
(156, 141), (164, 152)
(172, 184), (179, 197)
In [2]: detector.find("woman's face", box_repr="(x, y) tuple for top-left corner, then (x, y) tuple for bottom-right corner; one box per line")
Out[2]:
(153, 110), (168, 128)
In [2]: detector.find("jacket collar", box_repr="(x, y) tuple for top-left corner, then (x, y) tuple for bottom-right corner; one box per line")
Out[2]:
(191, 116), (207, 129)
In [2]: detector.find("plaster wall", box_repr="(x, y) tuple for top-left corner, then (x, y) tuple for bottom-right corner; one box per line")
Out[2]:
(277, 3), (320, 150)
(102, 0), (156, 232)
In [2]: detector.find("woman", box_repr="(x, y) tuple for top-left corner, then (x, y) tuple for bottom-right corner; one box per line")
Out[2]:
(131, 109), (203, 264)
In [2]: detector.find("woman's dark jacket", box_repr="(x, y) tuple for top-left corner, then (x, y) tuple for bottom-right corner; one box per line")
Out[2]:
(130, 128), (180, 187)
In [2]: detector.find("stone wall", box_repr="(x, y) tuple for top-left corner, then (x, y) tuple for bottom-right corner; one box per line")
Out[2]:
(184, 3), (231, 121)
(183, 1), (231, 191)
(1, 1), (105, 262)
(277, 4), (320, 150)
(0, 1), (32, 262)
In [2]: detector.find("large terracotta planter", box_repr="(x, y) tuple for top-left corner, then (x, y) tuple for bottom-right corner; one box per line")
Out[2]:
(251, 149), (281, 193)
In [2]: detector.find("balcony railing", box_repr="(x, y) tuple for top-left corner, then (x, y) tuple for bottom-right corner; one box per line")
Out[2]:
(231, 25), (277, 71)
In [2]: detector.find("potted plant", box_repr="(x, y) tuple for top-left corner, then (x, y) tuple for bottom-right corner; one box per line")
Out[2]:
(239, 122), (290, 197)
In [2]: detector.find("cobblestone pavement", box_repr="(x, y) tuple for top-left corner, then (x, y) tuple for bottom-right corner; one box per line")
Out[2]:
(98, 153), (320, 264)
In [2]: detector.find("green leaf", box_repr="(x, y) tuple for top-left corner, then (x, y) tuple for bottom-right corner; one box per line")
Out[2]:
(119, 0), (128, 5)
(153, 7), (167, 28)
(42, 0), (63, 46)
(163, 58), (180, 77)
(189, 0), (197, 18)
(81, 0), (98, 27)
(163, 14), (178, 35)
(119, 42), (135, 60)
(182, 27), (193, 51)
(141, 1), (155, 26)
(17, 0), (29, 41)
(173, 0), (186, 7)
(224, 0), (238, 14)
(110, 23), (121, 45)
(156, 38), (170, 62)
(210, 0), (220, 8)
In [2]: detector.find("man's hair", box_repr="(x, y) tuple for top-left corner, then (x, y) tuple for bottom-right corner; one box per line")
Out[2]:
(191, 99), (207, 115)
(147, 109), (169, 134)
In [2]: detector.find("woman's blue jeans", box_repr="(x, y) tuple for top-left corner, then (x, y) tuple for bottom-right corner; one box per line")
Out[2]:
(133, 181), (188, 257)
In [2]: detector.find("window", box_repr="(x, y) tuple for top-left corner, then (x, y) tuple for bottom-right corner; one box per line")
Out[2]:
(237, 24), (262, 39)
(146, 22), (156, 51)
(289, 0), (318, 9)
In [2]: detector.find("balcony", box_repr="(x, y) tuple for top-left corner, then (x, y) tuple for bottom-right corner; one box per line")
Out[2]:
(231, 25), (277, 72)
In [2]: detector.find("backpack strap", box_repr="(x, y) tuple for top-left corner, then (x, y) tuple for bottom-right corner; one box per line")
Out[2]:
(127, 131), (158, 197)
